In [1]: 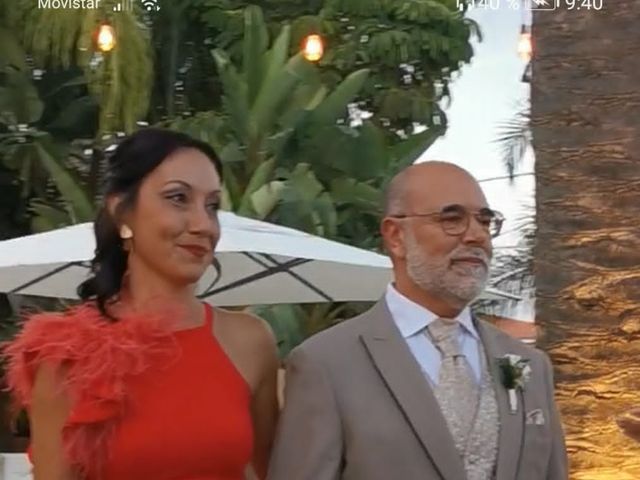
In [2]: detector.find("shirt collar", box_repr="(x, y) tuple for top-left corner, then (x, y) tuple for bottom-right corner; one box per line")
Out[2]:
(385, 283), (479, 340)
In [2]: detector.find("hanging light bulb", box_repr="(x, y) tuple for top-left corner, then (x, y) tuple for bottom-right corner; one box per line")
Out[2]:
(517, 25), (532, 61)
(97, 24), (116, 53)
(302, 34), (324, 62)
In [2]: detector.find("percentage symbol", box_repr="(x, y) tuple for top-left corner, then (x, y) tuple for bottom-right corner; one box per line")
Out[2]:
(507, 0), (521, 9)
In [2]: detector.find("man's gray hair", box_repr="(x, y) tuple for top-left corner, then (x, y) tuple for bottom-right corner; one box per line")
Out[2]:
(383, 168), (412, 216)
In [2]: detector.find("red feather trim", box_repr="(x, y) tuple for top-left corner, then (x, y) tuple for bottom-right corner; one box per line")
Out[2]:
(2, 302), (183, 477)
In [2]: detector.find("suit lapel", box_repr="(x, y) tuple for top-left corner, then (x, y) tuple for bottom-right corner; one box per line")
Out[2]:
(360, 301), (466, 480)
(476, 319), (525, 480)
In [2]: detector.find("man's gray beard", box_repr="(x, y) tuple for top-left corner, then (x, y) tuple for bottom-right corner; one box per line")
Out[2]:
(404, 231), (489, 307)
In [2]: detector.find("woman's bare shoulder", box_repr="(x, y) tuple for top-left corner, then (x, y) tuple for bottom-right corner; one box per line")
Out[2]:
(213, 307), (277, 350)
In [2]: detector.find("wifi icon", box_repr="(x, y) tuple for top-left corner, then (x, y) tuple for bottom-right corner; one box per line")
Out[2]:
(141, 0), (160, 11)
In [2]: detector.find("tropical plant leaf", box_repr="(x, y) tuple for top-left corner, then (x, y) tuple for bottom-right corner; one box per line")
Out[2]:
(389, 126), (444, 167)
(42, 74), (88, 98)
(310, 68), (370, 124)
(45, 96), (97, 132)
(250, 180), (285, 220)
(312, 191), (338, 237)
(284, 163), (324, 201)
(330, 177), (382, 210)
(219, 142), (245, 164)
(495, 102), (531, 180)
(242, 5), (269, 105)
(212, 49), (250, 142)
(252, 304), (306, 357)
(0, 71), (44, 124)
(237, 157), (276, 216)
(260, 24), (292, 90)
(0, 27), (27, 70)
(29, 200), (71, 232)
(346, 121), (388, 179)
(221, 164), (242, 210)
(277, 82), (326, 131)
(249, 54), (316, 139)
(34, 137), (93, 222)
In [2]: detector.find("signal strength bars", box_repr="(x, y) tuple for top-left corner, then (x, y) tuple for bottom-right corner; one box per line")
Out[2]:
(113, 0), (133, 11)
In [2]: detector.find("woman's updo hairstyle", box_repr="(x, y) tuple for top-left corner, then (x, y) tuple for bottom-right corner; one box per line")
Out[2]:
(77, 128), (223, 318)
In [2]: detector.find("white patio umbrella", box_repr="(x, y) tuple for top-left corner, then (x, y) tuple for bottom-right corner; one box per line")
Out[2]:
(0, 211), (518, 306)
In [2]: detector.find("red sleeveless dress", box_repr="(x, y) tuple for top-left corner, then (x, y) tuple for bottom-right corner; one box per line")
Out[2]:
(4, 303), (253, 480)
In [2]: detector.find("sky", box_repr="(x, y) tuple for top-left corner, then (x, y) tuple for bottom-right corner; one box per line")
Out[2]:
(418, 4), (535, 319)
(418, 5), (534, 251)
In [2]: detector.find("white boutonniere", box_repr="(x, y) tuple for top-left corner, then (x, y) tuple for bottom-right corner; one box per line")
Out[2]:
(498, 354), (532, 414)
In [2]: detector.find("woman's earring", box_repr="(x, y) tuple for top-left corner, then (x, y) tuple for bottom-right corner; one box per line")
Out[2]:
(120, 224), (133, 240)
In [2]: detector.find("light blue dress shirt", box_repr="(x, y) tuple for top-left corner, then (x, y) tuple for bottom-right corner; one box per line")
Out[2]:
(385, 284), (482, 385)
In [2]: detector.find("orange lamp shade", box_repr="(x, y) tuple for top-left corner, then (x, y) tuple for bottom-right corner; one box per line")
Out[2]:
(302, 34), (324, 62)
(97, 24), (116, 52)
(518, 32), (532, 61)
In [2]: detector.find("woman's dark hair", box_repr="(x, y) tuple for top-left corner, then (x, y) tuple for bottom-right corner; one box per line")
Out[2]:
(77, 128), (223, 318)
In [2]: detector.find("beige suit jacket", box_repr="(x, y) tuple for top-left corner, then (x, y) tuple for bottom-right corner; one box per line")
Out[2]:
(268, 300), (568, 480)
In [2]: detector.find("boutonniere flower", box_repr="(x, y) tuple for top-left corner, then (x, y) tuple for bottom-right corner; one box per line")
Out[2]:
(498, 354), (532, 414)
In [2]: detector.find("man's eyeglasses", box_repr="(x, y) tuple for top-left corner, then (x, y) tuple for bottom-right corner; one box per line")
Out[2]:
(388, 204), (505, 238)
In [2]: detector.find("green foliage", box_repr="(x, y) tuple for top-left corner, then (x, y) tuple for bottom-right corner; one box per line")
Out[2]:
(0, 1), (471, 356)
(0, 132), (95, 230)
(148, 0), (221, 120)
(168, 6), (446, 246)
(9, 0), (153, 133)
(253, 304), (306, 357)
(168, 6), (380, 238)
(0, 26), (96, 231)
(192, 0), (478, 137)
(168, 6), (444, 354)
(253, 301), (364, 357)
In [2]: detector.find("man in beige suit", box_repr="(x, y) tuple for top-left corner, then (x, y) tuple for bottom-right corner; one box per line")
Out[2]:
(268, 162), (568, 480)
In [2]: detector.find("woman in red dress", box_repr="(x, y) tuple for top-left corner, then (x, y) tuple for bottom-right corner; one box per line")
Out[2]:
(4, 129), (280, 480)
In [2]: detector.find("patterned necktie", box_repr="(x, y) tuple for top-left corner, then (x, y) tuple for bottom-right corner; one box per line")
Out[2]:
(427, 318), (480, 455)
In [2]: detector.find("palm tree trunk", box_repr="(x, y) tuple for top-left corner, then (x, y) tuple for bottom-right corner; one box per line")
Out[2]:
(532, 2), (640, 478)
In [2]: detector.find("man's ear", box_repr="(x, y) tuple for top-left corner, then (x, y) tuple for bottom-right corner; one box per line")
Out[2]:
(380, 217), (407, 260)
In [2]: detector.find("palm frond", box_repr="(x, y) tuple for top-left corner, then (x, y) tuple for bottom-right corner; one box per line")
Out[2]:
(476, 206), (536, 317)
(494, 101), (531, 181)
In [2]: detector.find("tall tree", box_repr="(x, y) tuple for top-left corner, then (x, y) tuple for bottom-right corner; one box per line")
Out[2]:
(532, 3), (640, 477)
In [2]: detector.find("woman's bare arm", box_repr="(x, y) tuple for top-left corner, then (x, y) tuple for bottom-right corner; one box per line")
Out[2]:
(249, 339), (279, 479)
(214, 309), (280, 480)
(30, 362), (76, 480)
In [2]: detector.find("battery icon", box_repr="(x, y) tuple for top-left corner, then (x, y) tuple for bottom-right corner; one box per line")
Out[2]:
(531, 0), (557, 10)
